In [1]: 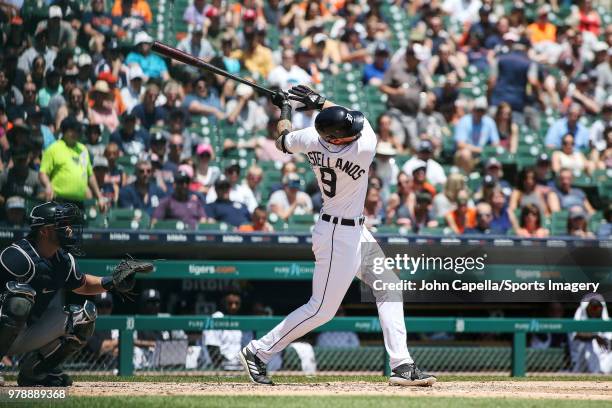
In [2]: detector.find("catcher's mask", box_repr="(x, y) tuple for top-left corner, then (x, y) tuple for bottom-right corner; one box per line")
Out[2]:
(315, 106), (364, 145)
(29, 201), (84, 256)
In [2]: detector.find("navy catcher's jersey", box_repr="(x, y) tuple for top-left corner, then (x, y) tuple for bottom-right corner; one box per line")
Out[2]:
(0, 238), (85, 318)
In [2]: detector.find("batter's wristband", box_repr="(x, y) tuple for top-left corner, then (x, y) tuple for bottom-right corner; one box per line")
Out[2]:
(101, 276), (114, 290)
(280, 102), (292, 122)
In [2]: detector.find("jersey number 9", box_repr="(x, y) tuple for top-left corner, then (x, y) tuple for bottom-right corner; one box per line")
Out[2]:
(319, 168), (337, 198)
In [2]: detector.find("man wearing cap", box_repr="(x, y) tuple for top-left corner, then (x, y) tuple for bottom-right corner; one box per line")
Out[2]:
(0, 145), (44, 208)
(527, 5), (556, 44)
(267, 49), (311, 91)
(593, 46), (611, 104)
(183, 0), (207, 26)
(110, 111), (150, 156)
(205, 178), (251, 227)
(545, 103), (590, 150)
(76, 53), (93, 91)
(85, 292), (119, 363)
(363, 42), (390, 86)
(92, 156), (118, 206)
(402, 139), (447, 187)
(176, 24), (215, 68)
(118, 160), (166, 215)
(151, 170), (207, 229)
(453, 97), (500, 173)
(126, 31), (169, 81)
(39, 117), (108, 211)
(206, 164), (258, 212)
(120, 65), (145, 112)
(17, 28), (57, 75)
(267, 173), (312, 221)
(2, 196), (27, 227)
(34, 5), (77, 49)
(380, 44), (431, 151)
(488, 30), (539, 126)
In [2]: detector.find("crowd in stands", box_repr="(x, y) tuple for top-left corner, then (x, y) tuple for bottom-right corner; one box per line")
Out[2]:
(0, 0), (610, 238)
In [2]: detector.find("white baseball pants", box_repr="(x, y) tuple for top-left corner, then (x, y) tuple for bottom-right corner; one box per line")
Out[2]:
(247, 219), (413, 370)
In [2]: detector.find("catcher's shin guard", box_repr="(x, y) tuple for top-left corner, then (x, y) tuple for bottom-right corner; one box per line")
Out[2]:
(18, 300), (96, 382)
(0, 282), (35, 359)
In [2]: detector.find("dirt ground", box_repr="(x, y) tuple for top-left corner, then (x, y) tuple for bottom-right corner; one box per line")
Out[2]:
(66, 380), (612, 400)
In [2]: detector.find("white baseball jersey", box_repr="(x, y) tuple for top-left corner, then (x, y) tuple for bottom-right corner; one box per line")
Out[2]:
(283, 118), (377, 218)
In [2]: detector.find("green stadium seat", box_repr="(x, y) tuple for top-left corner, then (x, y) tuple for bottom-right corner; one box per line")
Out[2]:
(107, 219), (147, 230)
(197, 222), (229, 231)
(151, 220), (191, 230)
(288, 214), (316, 225)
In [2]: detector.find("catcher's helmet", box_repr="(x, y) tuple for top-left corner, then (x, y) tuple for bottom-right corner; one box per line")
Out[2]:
(29, 201), (84, 255)
(315, 106), (364, 144)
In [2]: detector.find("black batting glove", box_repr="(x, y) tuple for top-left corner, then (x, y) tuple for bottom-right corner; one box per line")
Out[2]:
(271, 91), (290, 109)
(288, 85), (326, 111)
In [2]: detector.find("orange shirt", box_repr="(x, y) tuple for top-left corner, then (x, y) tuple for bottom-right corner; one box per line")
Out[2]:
(449, 208), (477, 234)
(112, 0), (153, 24)
(527, 22), (556, 43)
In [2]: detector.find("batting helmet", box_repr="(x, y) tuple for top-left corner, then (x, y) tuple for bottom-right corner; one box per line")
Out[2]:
(315, 106), (364, 144)
(29, 201), (84, 255)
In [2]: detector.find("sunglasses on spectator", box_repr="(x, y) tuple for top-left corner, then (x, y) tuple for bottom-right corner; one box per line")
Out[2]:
(169, 143), (183, 149)
(138, 168), (152, 174)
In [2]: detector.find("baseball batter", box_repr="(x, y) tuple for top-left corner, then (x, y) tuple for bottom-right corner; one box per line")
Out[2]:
(240, 85), (436, 386)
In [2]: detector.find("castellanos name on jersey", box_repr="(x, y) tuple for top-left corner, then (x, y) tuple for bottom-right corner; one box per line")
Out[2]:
(284, 117), (377, 218)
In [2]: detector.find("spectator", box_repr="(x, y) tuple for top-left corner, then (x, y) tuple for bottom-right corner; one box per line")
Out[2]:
(0, 68), (22, 113)
(132, 83), (164, 130)
(0, 145), (44, 207)
(182, 0), (207, 26)
(120, 65), (145, 113)
(410, 191), (437, 233)
(88, 80), (120, 132)
(534, 153), (554, 193)
(111, 0), (152, 26)
(238, 206), (274, 232)
(432, 173), (467, 219)
(83, 0), (116, 54)
(376, 112), (403, 154)
(509, 167), (549, 219)
(205, 178), (251, 227)
(402, 139), (447, 187)
(363, 42), (390, 86)
(374, 142), (399, 197)
(363, 185), (384, 229)
(526, 5), (556, 45)
(547, 169), (595, 215)
(236, 29), (274, 78)
(92, 156), (117, 207)
(567, 206), (595, 239)
(37, 70), (62, 109)
(386, 172), (415, 227)
(595, 127), (612, 170)
(118, 160), (165, 216)
(183, 76), (225, 123)
(55, 86), (88, 130)
(2, 196), (27, 227)
(380, 44), (431, 151)
(104, 142), (127, 188)
(206, 164), (257, 212)
(35, 6), (77, 49)
(267, 173), (312, 221)
(126, 32), (169, 81)
(493, 102), (518, 153)
(149, 132), (173, 188)
(428, 43), (465, 80)
(243, 165), (264, 206)
(39, 116), (106, 210)
(464, 202), (493, 235)
(441, 0), (481, 26)
(17, 28), (56, 75)
(488, 31), (539, 127)
(415, 92), (448, 152)
(110, 112), (150, 157)
(488, 187), (515, 235)
(552, 134), (593, 175)
(453, 97), (500, 173)
(463, 30), (489, 72)
(166, 133), (184, 171)
(192, 143), (220, 196)
(267, 49), (311, 90)
(175, 25), (216, 76)
(308, 33), (341, 76)
(151, 169), (207, 229)
(85, 292), (119, 363)
(410, 160), (436, 197)
(515, 203), (549, 238)
(545, 104), (590, 150)
(574, 0), (601, 37)
(445, 190), (476, 235)
(597, 204), (612, 239)
(569, 293), (612, 374)
(76, 53), (93, 91)
(225, 83), (268, 132)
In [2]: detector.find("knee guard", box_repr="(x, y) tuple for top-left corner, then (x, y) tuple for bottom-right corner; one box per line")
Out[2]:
(0, 282), (35, 358)
(19, 300), (96, 376)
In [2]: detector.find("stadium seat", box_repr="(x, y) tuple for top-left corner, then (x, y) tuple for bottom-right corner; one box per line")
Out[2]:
(151, 220), (191, 230)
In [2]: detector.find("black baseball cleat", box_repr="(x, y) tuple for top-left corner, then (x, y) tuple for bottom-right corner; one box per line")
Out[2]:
(239, 347), (274, 385)
(389, 363), (436, 387)
(17, 368), (73, 387)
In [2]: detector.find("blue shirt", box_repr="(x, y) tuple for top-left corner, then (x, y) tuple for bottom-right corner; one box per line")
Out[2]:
(544, 118), (590, 150)
(454, 114), (500, 148)
(110, 128), (150, 156)
(362, 62), (388, 84)
(131, 104), (165, 130)
(183, 91), (222, 124)
(125, 52), (168, 79)
(118, 182), (167, 216)
(490, 207), (512, 234)
(205, 199), (250, 227)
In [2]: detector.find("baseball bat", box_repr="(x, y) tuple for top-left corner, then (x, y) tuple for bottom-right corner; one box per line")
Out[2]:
(151, 41), (277, 97)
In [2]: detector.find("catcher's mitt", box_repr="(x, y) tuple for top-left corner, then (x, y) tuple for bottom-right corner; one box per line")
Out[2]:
(102, 255), (154, 299)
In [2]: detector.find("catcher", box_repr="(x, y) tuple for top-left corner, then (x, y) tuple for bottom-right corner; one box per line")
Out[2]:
(0, 201), (153, 386)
